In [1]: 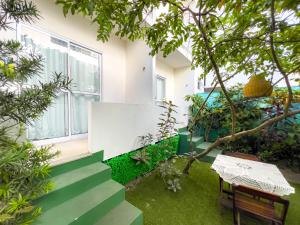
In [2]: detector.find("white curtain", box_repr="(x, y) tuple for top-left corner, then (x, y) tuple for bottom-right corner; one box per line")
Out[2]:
(69, 44), (100, 94)
(23, 27), (100, 140)
(71, 94), (100, 135)
(28, 93), (68, 140)
(70, 56), (100, 93)
(22, 36), (68, 84)
(23, 32), (68, 140)
(70, 44), (100, 135)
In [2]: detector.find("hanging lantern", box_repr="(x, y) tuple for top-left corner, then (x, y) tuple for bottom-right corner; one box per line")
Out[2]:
(243, 74), (273, 98)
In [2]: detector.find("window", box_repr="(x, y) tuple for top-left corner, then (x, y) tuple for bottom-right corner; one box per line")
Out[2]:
(156, 75), (166, 101)
(197, 79), (201, 90)
(69, 43), (101, 135)
(21, 25), (101, 141)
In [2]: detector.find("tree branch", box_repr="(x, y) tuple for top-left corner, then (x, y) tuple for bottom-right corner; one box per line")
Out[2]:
(192, 12), (237, 135)
(187, 82), (218, 132)
(162, 0), (198, 16)
(270, 0), (293, 115)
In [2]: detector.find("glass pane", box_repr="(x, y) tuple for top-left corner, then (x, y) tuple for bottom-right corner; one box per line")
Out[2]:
(21, 26), (68, 85)
(71, 94), (100, 135)
(28, 93), (68, 140)
(70, 44), (100, 94)
(156, 76), (165, 101)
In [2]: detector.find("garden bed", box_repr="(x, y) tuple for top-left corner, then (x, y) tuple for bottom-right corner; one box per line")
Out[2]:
(125, 158), (300, 225)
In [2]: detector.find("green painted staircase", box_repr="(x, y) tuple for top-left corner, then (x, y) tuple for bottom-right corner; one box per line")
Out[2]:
(178, 127), (222, 163)
(33, 151), (143, 225)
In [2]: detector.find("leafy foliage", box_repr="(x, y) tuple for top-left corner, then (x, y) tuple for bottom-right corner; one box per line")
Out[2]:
(258, 123), (300, 169)
(269, 88), (300, 106)
(157, 101), (178, 141)
(187, 85), (263, 141)
(216, 85), (263, 133)
(185, 94), (204, 119)
(156, 101), (181, 192)
(0, 139), (57, 224)
(131, 133), (154, 165)
(130, 101), (181, 192)
(131, 149), (151, 165)
(159, 159), (181, 192)
(188, 86), (300, 169)
(0, 1), (70, 224)
(0, 0), (40, 30)
(104, 136), (179, 185)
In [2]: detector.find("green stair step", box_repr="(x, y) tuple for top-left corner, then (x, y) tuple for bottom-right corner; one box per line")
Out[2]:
(179, 130), (203, 145)
(95, 201), (143, 225)
(207, 149), (223, 158)
(51, 151), (104, 177)
(202, 149), (223, 163)
(178, 127), (187, 133)
(196, 142), (217, 151)
(195, 142), (223, 163)
(178, 130), (204, 154)
(33, 180), (124, 225)
(179, 131), (190, 136)
(53, 162), (111, 191)
(187, 136), (204, 145)
(36, 162), (111, 211)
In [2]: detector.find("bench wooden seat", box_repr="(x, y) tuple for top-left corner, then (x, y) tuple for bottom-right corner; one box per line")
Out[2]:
(233, 185), (289, 225)
(235, 193), (278, 221)
(225, 152), (260, 161)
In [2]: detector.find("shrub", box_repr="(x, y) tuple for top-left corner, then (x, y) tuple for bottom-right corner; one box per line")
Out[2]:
(187, 85), (300, 168)
(0, 137), (57, 224)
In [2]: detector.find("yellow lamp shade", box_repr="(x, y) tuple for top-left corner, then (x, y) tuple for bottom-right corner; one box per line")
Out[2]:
(243, 74), (273, 98)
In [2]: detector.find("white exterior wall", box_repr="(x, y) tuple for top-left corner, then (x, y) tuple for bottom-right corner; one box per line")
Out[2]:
(32, 0), (127, 103)
(154, 59), (198, 126)
(1, 0), (197, 162)
(89, 103), (163, 160)
(174, 67), (196, 126)
(125, 41), (154, 104)
(155, 59), (175, 102)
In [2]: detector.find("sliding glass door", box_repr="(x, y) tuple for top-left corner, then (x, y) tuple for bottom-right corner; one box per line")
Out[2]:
(21, 25), (101, 141)
(69, 43), (101, 135)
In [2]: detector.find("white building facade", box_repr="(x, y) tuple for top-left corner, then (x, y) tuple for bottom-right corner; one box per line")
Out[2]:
(0, 0), (202, 163)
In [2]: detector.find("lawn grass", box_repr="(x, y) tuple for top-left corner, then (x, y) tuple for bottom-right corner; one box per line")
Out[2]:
(125, 159), (300, 225)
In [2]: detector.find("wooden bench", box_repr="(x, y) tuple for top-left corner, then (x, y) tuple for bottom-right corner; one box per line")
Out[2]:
(225, 152), (260, 161)
(232, 185), (289, 225)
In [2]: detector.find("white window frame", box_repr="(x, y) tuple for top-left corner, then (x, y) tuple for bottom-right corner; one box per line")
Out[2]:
(16, 24), (103, 145)
(155, 75), (166, 102)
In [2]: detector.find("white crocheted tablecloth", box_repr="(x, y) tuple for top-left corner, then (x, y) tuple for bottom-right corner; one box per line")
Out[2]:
(211, 155), (295, 196)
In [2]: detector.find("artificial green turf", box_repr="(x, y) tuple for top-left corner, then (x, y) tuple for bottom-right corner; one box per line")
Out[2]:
(125, 159), (300, 225)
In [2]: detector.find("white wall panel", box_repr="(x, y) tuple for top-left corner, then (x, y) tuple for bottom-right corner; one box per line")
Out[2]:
(89, 102), (163, 160)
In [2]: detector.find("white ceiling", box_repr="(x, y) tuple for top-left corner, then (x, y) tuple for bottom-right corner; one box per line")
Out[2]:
(157, 49), (192, 69)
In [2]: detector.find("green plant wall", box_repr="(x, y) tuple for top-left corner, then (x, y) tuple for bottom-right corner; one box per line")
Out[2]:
(103, 136), (179, 185)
